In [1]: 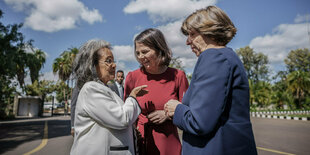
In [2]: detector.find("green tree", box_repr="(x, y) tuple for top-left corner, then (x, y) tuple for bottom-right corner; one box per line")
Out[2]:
(186, 74), (192, 83)
(53, 48), (78, 82)
(271, 71), (291, 109)
(68, 47), (79, 90)
(53, 52), (72, 82)
(286, 71), (310, 109)
(0, 10), (25, 79)
(0, 78), (17, 118)
(255, 81), (272, 108)
(248, 79), (272, 108)
(284, 48), (310, 109)
(284, 48), (310, 72)
(0, 9), (29, 118)
(54, 81), (71, 103)
(15, 48), (29, 91)
(169, 57), (185, 71)
(27, 49), (46, 84)
(236, 46), (269, 83)
(53, 48), (78, 113)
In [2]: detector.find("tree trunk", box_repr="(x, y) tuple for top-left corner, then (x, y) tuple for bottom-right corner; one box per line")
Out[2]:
(63, 88), (67, 115)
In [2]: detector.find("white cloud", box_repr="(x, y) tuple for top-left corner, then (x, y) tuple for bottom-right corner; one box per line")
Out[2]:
(249, 22), (310, 65)
(112, 45), (136, 62)
(294, 14), (309, 23)
(111, 45), (140, 78)
(40, 71), (59, 82)
(157, 20), (197, 72)
(135, 25), (144, 31)
(4, 0), (103, 32)
(115, 61), (126, 71)
(22, 72), (58, 87)
(124, 0), (217, 22)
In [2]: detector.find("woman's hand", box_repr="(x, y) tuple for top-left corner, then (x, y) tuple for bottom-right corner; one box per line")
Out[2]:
(164, 99), (181, 118)
(129, 85), (148, 98)
(147, 110), (169, 124)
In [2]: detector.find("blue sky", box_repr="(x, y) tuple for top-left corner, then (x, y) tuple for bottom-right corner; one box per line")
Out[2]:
(0, 0), (309, 83)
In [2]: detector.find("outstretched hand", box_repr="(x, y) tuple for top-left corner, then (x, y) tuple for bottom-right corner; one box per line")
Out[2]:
(130, 85), (148, 98)
(164, 99), (181, 118)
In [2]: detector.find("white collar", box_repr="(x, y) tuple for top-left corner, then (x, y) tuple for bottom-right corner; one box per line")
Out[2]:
(115, 81), (122, 87)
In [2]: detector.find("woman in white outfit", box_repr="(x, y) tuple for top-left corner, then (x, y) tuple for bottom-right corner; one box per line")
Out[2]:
(70, 39), (148, 155)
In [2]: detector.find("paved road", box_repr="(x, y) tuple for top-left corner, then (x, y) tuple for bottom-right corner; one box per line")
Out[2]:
(0, 116), (73, 155)
(252, 117), (310, 155)
(0, 116), (309, 155)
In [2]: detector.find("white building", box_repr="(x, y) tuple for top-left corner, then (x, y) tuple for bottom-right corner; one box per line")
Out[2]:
(14, 96), (41, 117)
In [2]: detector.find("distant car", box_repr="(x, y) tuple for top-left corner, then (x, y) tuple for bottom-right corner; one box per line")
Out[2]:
(57, 102), (65, 108)
(52, 103), (58, 109)
(44, 102), (53, 109)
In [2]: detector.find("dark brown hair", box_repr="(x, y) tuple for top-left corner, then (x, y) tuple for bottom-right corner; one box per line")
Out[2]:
(134, 28), (172, 67)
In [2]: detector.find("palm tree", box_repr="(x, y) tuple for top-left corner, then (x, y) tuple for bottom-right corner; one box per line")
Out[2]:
(286, 71), (310, 108)
(255, 81), (272, 108)
(53, 52), (72, 82)
(15, 49), (27, 91)
(27, 49), (46, 84)
(68, 48), (79, 95)
(249, 79), (272, 109)
(52, 48), (78, 113)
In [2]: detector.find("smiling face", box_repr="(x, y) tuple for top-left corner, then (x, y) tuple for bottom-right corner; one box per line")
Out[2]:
(95, 48), (116, 84)
(135, 42), (160, 73)
(186, 29), (208, 57)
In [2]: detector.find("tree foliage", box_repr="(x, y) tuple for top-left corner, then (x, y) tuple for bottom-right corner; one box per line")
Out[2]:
(286, 71), (310, 108)
(236, 46), (269, 83)
(169, 57), (185, 71)
(0, 10), (26, 117)
(284, 48), (310, 73)
(27, 49), (46, 84)
(52, 48), (78, 113)
(0, 9), (48, 118)
(25, 80), (55, 97)
(54, 81), (71, 103)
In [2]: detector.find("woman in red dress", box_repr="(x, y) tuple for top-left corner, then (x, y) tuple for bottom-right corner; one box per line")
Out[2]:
(124, 28), (189, 155)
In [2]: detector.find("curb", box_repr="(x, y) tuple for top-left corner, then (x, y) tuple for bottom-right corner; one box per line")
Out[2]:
(251, 114), (310, 121)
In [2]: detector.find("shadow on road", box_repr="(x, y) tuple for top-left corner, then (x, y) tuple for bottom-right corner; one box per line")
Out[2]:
(0, 118), (71, 154)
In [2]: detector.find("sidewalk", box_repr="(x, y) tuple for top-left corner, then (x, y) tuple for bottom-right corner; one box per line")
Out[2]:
(0, 115), (70, 124)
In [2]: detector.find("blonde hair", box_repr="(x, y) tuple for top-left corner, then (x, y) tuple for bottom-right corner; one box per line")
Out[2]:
(181, 6), (237, 46)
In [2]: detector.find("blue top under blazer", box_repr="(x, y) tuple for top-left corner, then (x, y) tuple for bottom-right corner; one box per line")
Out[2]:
(173, 47), (257, 155)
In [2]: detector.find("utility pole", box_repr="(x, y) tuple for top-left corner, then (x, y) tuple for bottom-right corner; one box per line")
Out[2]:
(51, 96), (54, 117)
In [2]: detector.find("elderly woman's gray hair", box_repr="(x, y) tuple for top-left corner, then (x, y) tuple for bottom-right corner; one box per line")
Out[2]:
(73, 39), (111, 89)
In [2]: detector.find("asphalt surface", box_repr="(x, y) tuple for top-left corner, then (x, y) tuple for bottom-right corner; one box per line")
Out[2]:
(0, 116), (309, 155)
(252, 117), (310, 155)
(0, 116), (73, 155)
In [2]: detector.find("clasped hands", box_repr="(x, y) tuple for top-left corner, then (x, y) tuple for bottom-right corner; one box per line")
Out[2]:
(164, 99), (182, 119)
(146, 99), (181, 124)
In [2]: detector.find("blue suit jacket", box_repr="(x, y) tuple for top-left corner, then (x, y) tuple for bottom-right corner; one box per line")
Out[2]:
(173, 48), (257, 155)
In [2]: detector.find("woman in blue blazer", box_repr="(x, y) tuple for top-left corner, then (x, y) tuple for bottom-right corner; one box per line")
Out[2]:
(164, 6), (257, 155)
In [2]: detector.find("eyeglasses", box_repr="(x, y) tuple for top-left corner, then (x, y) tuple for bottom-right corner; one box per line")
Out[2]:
(99, 59), (116, 65)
